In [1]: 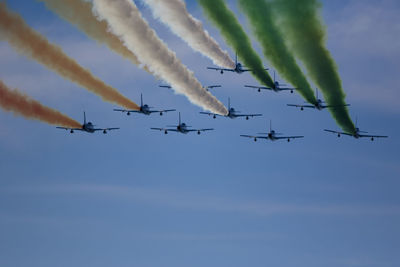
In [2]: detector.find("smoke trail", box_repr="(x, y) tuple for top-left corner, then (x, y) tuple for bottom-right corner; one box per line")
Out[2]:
(0, 80), (81, 128)
(271, 0), (355, 133)
(142, 0), (235, 69)
(238, 0), (317, 104)
(197, 0), (274, 88)
(0, 3), (139, 110)
(38, 0), (150, 73)
(93, 0), (227, 115)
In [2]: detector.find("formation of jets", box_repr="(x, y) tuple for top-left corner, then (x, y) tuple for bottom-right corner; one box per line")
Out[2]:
(55, 54), (387, 142)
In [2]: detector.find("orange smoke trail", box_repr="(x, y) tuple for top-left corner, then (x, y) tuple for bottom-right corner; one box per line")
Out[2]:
(0, 80), (81, 128)
(0, 3), (139, 110)
(38, 0), (150, 73)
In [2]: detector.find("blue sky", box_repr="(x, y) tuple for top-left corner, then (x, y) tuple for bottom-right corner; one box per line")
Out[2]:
(0, 0), (399, 266)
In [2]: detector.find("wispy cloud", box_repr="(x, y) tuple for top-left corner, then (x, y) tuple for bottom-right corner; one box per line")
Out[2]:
(2, 184), (399, 217)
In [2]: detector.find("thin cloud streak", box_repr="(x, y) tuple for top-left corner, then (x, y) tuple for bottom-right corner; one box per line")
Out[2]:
(2, 184), (399, 217)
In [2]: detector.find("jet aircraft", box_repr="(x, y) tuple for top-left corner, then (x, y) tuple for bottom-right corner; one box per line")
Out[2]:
(240, 121), (304, 142)
(151, 113), (213, 135)
(287, 89), (350, 110)
(57, 112), (119, 134)
(207, 54), (268, 74)
(199, 98), (262, 120)
(113, 94), (175, 116)
(245, 71), (297, 93)
(324, 119), (388, 141)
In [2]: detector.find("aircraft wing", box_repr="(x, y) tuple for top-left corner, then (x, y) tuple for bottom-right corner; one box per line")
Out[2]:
(322, 104), (351, 108)
(359, 134), (388, 138)
(149, 109), (176, 114)
(199, 111), (221, 117)
(274, 135), (304, 140)
(151, 127), (166, 131)
(187, 128), (214, 132)
(205, 85), (222, 90)
(234, 113), (262, 118)
(240, 134), (269, 140)
(56, 126), (83, 131)
(241, 68), (268, 72)
(207, 67), (234, 72)
(324, 129), (352, 136)
(150, 127), (179, 132)
(287, 104), (316, 109)
(93, 127), (120, 132)
(159, 85), (172, 89)
(278, 87), (297, 91)
(244, 85), (273, 91)
(113, 108), (140, 113)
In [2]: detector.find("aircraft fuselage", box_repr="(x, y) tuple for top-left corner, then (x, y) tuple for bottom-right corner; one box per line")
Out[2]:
(315, 99), (324, 110)
(336, 128), (360, 139)
(227, 108), (238, 119)
(234, 63), (245, 74)
(176, 123), (189, 134)
(82, 122), (95, 133)
(140, 104), (151, 115)
(273, 81), (280, 91)
(268, 131), (278, 141)
(353, 128), (362, 138)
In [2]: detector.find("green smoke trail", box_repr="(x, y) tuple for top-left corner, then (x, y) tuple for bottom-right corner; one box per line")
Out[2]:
(197, 0), (274, 88)
(271, 0), (355, 133)
(238, 0), (317, 104)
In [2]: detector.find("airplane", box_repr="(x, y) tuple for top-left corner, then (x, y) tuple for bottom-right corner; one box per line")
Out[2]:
(240, 120), (304, 142)
(199, 98), (262, 120)
(287, 88), (350, 110)
(245, 71), (297, 93)
(113, 93), (175, 116)
(159, 84), (222, 92)
(151, 112), (213, 135)
(207, 53), (268, 74)
(324, 118), (388, 141)
(56, 112), (119, 134)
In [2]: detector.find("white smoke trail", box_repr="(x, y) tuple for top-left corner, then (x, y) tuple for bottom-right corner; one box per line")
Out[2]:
(142, 0), (235, 69)
(93, 0), (227, 115)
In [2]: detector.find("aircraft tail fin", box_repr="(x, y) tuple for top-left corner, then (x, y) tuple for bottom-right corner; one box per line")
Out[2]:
(140, 93), (143, 107)
(84, 111), (86, 125)
(179, 112), (181, 125)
